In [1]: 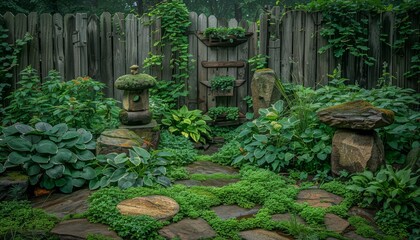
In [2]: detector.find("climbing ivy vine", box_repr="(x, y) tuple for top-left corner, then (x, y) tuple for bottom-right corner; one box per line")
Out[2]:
(146, 0), (191, 82)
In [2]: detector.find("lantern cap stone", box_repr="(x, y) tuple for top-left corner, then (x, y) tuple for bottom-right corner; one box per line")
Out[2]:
(115, 72), (157, 90)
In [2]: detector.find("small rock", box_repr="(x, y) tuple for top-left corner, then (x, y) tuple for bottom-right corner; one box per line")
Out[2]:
(117, 195), (179, 221)
(271, 213), (305, 224)
(317, 100), (394, 130)
(324, 213), (350, 233)
(331, 129), (384, 175)
(96, 129), (144, 155)
(212, 205), (261, 220)
(251, 68), (283, 117)
(297, 189), (343, 208)
(239, 229), (292, 240)
(51, 218), (121, 240)
(185, 161), (238, 175)
(159, 218), (216, 240)
(0, 171), (28, 201)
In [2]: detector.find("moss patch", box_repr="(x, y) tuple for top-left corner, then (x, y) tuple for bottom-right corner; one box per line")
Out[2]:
(115, 74), (157, 90)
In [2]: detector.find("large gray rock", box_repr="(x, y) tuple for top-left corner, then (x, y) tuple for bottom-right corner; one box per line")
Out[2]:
(331, 129), (384, 175)
(317, 100), (394, 130)
(117, 195), (179, 221)
(51, 219), (121, 240)
(251, 68), (282, 117)
(159, 218), (216, 240)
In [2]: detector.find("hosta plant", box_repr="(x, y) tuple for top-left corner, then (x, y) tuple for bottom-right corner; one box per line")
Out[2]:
(89, 146), (171, 189)
(1, 122), (96, 193)
(161, 105), (212, 144)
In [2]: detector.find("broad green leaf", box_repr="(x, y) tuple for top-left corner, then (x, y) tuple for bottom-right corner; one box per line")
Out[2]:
(183, 119), (192, 125)
(8, 152), (30, 165)
(7, 137), (32, 151)
(129, 150), (142, 166)
(76, 150), (95, 161)
(156, 176), (171, 187)
(77, 129), (93, 144)
(36, 140), (58, 154)
(62, 131), (80, 140)
(143, 175), (153, 186)
(27, 164), (41, 176)
(2, 125), (19, 136)
(32, 154), (50, 164)
(272, 100), (284, 113)
(81, 167), (96, 180)
(41, 176), (55, 189)
(89, 178), (101, 190)
(59, 178), (73, 193)
(253, 134), (268, 143)
(52, 149), (74, 163)
(29, 174), (41, 185)
(0, 164), (4, 173)
(48, 123), (68, 136)
(114, 153), (128, 164)
(46, 165), (65, 179)
(15, 123), (35, 134)
(39, 162), (54, 170)
(109, 168), (128, 182)
(23, 135), (42, 144)
(35, 122), (52, 132)
(72, 178), (86, 187)
(254, 149), (265, 159)
(133, 146), (151, 159)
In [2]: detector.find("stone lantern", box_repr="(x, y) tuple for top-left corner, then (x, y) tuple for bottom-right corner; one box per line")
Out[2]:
(115, 65), (157, 125)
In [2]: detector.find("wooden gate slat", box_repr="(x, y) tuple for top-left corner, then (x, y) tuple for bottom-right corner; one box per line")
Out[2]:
(206, 15), (218, 110)
(40, 13), (53, 80)
(188, 12), (199, 109)
(74, 13), (88, 77)
(197, 13), (208, 111)
(53, 13), (65, 79)
(87, 14), (100, 80)
(15, 13), (28, 82)
(113, 13), (126, 103)
(100, 12), (113, 97)
(64, 14), (75, 80)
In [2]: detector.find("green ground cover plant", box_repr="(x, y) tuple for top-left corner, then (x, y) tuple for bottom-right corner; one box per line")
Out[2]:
(3, 67), (120, 134)
(158, 130), (197, 166)
(207, 106), (239, 121)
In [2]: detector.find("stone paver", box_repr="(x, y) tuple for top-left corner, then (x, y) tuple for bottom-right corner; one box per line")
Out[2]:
(343, 231), (375, 240)
(117, 195), (179, 220)
(271, 213), (305, 224)
(175, 178), (239, 187)
(239, 229), (293, 240)
(159, 218), (216, 240)
(212, 205), (261, 220)
(185, 161), (238, 175)
(31, 188), (91, 218)
(296, 189), (343, 208)
(324, 213), (350, 233)
(51, 218), (121, 240)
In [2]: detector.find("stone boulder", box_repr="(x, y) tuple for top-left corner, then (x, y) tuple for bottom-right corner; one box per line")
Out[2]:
(317, 100), (394, 130)
(96, 129), (144, 155)
(159, 218), (216, 240)
(117, 195), (179, 221)
(331, 129), (384, 175)
(251, 68), (282, 117)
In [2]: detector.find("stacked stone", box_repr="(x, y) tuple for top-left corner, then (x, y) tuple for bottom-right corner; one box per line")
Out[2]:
(317, 100), (394, 175)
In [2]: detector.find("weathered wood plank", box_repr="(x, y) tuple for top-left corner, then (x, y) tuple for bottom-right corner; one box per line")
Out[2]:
(87, 14), (100, 80)
(15, 13), (28, 80)
(138, 15), (150, 74)
(304, 12), (316, 88)
(188, 12), (199, 109)
(113, 13), (126, 103)
(216, 18), (229, 107)
(280, 11), (293, 83)
(28, 12), (40, 73)
(237, 20), (250, 114)
(125, 14), (138, 69)
(228, 18), (239, 107)
(368, 14), (381, 88)
(64, 14), (75, 80)
(151, 17), (162, 79)
(259, 12), (268, 55)
(197, 13), (208, 111)
(201, 61), (245, 68)
(381, 12), (394, 85)
(316, 13), (328, 87)
(268, 7), (281, 77)
(207, 15), (217, 110)
(40, 13), (54, 80)
(4, 12), (16, 86)
(100, 12), (113, 97)
(74, 13), (88, 77)
(292, 11), (304, 85)
(405, 11), (419, 91)
(53, 13), (65, 78)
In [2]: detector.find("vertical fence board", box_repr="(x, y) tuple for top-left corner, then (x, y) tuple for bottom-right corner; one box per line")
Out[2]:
(113, 13), (126, 103)
(4, 12), (16, 87)
(87, 15), (100, 80)
(406, 12), (419, 91)
(188, 12), (198, 109)
(40, 13), (53, 80)
(217, 18), (228, 107)
(206, 15), (217, 110)
(292, 11), (305, 84)
(280, 11), (293, 83)
(316, 13), (328, 87)
(228, 18), (239, 107)
(197, 13), (208, 111)
(125, 14), (138, 69)
(28, 12), (40, 73)
(64, 14), (75, 80)
(259, 13), (268, 56)
(237, 20), (250, 114)
(15, 13), (28, 81)
(138, 15), (150, 73)
(151, 17), (162, 79)
(368, 14), (381, 88)
(304, 12), (316, 88)
(74, 13), (88, 77)
(53, 13), (65, 78)
(100, 12), (113, 97)
(268, 7), (281, 77)
(381, 12), (394, 85)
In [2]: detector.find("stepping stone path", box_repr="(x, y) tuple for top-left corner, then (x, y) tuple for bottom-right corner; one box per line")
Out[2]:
(271, 213), (305, 224)
(212, 205), (261, 220)
(51, 219), (121, 240)
(296, 189), (343, 208)
(159, 218), (216, 240)
(117, 195), (179, 220)
(324, 213), (350, 233)
(239, 229), (293, 240)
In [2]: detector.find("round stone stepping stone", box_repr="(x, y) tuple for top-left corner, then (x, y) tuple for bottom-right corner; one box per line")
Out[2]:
(51, 218), (121, 240)
(185, 161), (238, 175)
(159, 218), (216, 240)
(31, 188), (91, 218)
(239, 229), (293, 240)
(296, 189), (343, 208)
(271, 213), (305, 224)
(324, 213), (350, 233)
(211, 205), (261, 220)
(117, 195), (179, 220)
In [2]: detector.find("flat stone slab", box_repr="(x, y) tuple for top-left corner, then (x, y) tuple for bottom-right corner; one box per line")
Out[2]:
(343, 231), (375, 240)
(239, 229), (292, 240)
(324, 213), (350, 233)
(175, 178), (239, 187)
(31, 188), (91, 218)
(185, 161), (238, 175)
(212, 205), (261, 220)
(271, 213), (305, 224)
(117, 195), (179, 221)
(96, 128), (144, 155)
(296, 189), (343, 208)
(159, 218), (216, 240)
(51, 218), (121, 240)
(348, 206), (377, 223)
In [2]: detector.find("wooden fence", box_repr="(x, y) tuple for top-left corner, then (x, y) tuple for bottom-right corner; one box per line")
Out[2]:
(259, 7), (419, 92)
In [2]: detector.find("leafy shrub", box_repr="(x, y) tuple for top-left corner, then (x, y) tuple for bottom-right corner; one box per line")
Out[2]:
(204, 27), (246, 41)
(207, 106), (239, 121)
(210, 75), (235, 91)
(247, 54), (269, 71)
(89, 146), (171, 190)
(211, 140), (241, 166)
(0, 201), (58, 240)
(1, 122), (96, 193)
(149, 80), (188, 119)
(3, 67), (120, 134)
(159, 130), (197, 166)
(161, 105), (212, 144)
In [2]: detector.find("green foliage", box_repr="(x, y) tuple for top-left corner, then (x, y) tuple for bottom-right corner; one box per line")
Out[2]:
(0, 200), (58, 240)
(1, 122), (96, 193)
(247, 54), (269, 71)
(161, 105), (212, 144)
(348, 216), (383, 239)
(89, 146), (172, 190)
(86, 234), (116, 240)
(159, 130), (197, 166)
(211, 140), (241, 165)
(208, 106), (239, 121)
(147, 0), (191, 82)
(210, 75), (235, 91)
(348, 166), (419, 212)
(204, 27), (246, 42)
(374, 208), (416, 238)
(150, 80), (188, 119)
(299, 207), (325, 226)
(166, 166), (189, 180)
(189, 173), (239, 181)
(3, 67), (120, 134)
